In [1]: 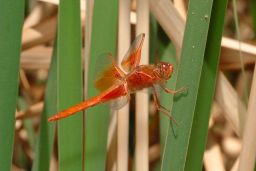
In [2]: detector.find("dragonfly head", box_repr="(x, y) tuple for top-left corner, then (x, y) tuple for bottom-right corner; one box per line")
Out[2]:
(156, 62), (174, 80)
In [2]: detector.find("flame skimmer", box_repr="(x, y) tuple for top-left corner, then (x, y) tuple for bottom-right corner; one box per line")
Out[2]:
(48, 33), (183, 124)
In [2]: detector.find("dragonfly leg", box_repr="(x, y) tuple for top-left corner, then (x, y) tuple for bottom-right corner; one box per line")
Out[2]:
(152, 87), (178, 125)
(163, 86), (187, 95)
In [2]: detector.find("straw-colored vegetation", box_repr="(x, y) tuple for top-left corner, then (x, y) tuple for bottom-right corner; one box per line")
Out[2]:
(1, 0), (256, 171)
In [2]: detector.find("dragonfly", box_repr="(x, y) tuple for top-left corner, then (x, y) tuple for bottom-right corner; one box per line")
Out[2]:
(48, 33), (184, 124)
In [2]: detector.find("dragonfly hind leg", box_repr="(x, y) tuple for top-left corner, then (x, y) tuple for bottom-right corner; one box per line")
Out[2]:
(152, 87), (178, 125)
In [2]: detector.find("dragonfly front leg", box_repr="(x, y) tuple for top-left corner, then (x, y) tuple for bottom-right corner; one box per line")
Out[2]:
(162, 86), (187, 95)
(152, 86), (178, 125)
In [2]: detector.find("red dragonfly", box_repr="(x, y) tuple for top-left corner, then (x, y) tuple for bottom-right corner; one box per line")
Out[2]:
(48, 33), (183, 124)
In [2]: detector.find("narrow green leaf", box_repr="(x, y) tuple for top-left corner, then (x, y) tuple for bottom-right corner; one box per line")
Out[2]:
(185, 0), (228, 170)
(251, 0), (256, 34)
(149, 16), (178, 171)
(85, 0), (118, 170)
(161, 0), (214, 170)
(0, 1), (24, 170)
(149, 14), (158, 63)
(32, 42), (57, 171)
(57, 0), (83, 170)
(159, 42), (177, 146)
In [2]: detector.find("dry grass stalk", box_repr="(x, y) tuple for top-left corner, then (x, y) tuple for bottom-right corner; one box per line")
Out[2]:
(135, 0), (149, 170)
(20, 69), (31, 91)
(209, 102), (223, 129)
(23, 2), (57, 29)
(220, 37), (256, 70)
(231, 158), (239, 171)
(22, 15), (57, 50)
(39, 0), (85, 11)
(149, 0), (184, 55)
(21, 46), (52, 69)
(237, 64), (256, 171)
(173, 0), (187, 20)
(49, 152), (58, 171)
(149, 144), (160, 163)
(12, 164), (25, 171)
(116, 0), (131, 171)
(39, 0), (59, 5)
(106, 113), (117, 171)
(204, 136), (226, 171)
(16, 102), (43, 120)
(83, 0), (94, 101)
(222, 136), (241, 158)
(235, 71), (252, 100)
(17, 129), (34, 161)
(215, 72), (247, 136)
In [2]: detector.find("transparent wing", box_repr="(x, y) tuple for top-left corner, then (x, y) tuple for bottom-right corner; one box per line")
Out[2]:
(94, 53), (126, 92)
(109, 93), (130, 110)
(121, 33), (145, 72)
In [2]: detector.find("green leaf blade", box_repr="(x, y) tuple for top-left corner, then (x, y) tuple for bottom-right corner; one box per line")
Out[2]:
(0, 1), (24, 170)
(32, 42), (57, 171)
(85, 0), (118, 170)
(57, 0), (83, 170)
(185, 1), (228, 170)
(162, 0), (214, 170)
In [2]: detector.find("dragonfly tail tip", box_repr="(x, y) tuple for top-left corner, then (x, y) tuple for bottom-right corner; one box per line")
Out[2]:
(48, 116), (56, 122)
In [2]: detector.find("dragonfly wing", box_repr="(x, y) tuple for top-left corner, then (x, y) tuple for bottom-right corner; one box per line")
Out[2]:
(94, 53), (126, 92)
(109, 93), (130, 110)
(100, 82), (130, 110)
(121, 33), (145, 72)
